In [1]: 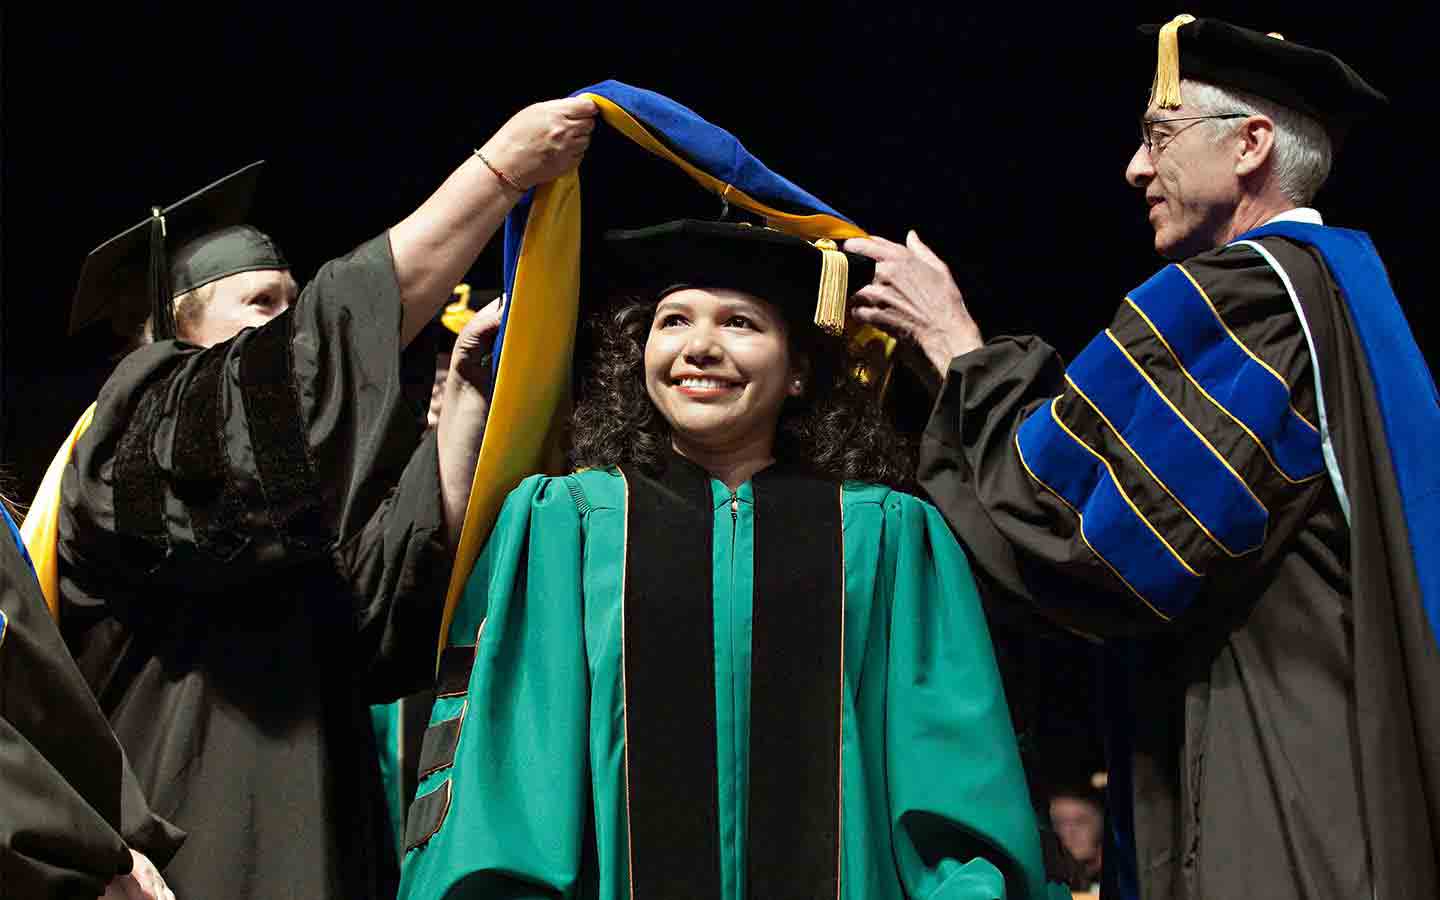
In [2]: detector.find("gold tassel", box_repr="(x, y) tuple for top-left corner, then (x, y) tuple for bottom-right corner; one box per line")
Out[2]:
(848, 324), (898, 396)
(1149, 13), (1196, 110)
(813, 239), (848, 335)
(441, 283), (474, 334)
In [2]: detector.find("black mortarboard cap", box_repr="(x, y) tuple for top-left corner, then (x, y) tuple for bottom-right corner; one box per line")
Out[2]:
(69, 160), (288, 339)
(602, 220), (875, 336)
(1141, 15), (1388, 144)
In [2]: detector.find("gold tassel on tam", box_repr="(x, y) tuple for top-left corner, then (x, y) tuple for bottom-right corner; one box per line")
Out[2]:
(813, 238), (848, 335)
(1150, 13), (1197, 110)
(440, 283), (475, 334)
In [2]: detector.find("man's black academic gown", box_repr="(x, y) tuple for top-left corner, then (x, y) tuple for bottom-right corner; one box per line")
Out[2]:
(56, 235), (451, 900)
(2, 506), (183, 899)
(919, 229), (1440, 900)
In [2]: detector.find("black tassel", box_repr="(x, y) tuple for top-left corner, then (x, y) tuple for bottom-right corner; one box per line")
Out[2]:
(148, 207), (178, 341)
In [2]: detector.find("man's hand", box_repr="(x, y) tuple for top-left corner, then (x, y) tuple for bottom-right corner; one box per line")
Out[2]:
(99, 849), (174, 900)
(448, 293), (505, 396)
(426, 295), (504, 429)
(477, 97), (599, 192)
(845, 230), (984, 380)
(436, 293), (505, 548)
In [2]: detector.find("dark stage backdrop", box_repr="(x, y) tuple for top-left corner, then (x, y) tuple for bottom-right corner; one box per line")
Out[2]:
(2, 3), (1427, 490)
(0, 0), (1428, 800)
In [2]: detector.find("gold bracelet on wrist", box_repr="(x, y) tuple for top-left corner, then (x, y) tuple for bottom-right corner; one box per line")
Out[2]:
(473, 149), (525, 195)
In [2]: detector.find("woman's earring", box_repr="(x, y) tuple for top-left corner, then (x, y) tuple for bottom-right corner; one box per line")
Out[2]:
(791, 378), (805, 394)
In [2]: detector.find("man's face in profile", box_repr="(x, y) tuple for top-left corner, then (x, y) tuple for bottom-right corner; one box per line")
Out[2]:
(1126, 104), (1243, 260)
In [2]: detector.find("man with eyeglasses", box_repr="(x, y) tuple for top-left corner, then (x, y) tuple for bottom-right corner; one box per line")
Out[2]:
(848, 15), (1437, 900)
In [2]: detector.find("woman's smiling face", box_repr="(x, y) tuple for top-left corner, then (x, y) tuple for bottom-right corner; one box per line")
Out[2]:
(643, 287), (804, 455)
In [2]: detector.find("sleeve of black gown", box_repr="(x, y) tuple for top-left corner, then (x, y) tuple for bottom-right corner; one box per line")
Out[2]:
(918, 240), (1334, 636)
(2, 530), (184, 898)
(60, 233), (449, 689)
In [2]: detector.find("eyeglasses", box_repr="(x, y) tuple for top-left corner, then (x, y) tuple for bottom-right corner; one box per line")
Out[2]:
(1140, 113), (1248, 156)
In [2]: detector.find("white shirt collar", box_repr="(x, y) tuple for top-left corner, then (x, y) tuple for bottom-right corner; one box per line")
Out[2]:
(1260, 207), (1324, 226)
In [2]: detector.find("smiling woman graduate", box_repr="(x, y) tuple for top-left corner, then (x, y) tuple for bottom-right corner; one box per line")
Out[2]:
(396, 220), (1066, 900)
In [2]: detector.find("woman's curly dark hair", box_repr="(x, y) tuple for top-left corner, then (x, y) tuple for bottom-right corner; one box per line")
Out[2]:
(570, 294), (915, 489)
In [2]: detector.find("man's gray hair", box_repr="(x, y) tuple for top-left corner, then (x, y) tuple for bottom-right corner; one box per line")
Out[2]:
(1183, 79), (1333, 206)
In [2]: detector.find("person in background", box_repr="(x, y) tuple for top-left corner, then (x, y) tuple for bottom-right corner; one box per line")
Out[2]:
(1049, 786), (1104, 894)
(371, 285), (503, 859)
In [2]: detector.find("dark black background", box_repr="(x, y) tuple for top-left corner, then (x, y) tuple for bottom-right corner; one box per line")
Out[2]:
(3, 3), (1428, 490)
(0, 2), (1429, 798)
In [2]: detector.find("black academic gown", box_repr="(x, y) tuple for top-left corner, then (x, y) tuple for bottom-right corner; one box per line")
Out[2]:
(919, 234), (1440, 900)
(2, 510), (184, 899)
(55, 235), (451, 900)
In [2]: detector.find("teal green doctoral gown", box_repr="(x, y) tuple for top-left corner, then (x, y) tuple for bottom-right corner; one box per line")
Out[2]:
(398, 458), (1062, 900)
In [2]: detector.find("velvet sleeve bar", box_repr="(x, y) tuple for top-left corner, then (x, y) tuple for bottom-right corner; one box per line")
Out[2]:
(59, 233), (447, 687)
(919, 243), (1333, 636)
